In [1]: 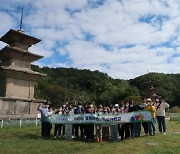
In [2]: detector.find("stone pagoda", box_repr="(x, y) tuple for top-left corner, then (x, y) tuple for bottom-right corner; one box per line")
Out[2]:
(142, 79), (157, 101)
(0, 29), (47, 119)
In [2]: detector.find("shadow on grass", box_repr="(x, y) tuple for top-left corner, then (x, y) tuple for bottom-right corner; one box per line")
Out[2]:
(18, 134), (56, 140)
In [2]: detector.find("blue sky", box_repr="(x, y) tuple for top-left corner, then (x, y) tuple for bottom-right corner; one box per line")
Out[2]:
(0, 0), (180, 79)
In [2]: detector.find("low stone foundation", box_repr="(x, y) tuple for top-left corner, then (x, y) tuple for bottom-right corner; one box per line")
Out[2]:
(0, 97), (46, 119)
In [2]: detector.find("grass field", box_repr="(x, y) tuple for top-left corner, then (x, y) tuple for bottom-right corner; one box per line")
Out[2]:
(0, 120), (180, 154)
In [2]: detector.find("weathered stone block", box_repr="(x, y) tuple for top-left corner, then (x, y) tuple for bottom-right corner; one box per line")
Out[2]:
(30, 102), (41, 114)
(0, 100), (15, 115)
(15, 101), (30, 114)
(6, 78), (34, 98)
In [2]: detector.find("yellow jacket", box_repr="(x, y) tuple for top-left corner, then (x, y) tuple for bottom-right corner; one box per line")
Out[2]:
(144, 104), (156, 118)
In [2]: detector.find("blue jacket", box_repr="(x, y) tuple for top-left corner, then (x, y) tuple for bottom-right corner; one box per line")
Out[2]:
(74, 107), (82, 114)
(37, 107), (48, 122)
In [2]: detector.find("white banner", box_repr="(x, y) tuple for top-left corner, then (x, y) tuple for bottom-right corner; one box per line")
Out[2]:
(48, 111), (152, 124)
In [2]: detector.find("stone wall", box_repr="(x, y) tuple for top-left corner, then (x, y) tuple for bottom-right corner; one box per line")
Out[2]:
(0, 97), (46, 119)
(6, 78), (35, 98)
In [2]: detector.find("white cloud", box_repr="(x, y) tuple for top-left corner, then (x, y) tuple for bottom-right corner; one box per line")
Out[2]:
(0, 12), (15, 35)
(29, 44), (53, 58)
(1, 0), (180, 79)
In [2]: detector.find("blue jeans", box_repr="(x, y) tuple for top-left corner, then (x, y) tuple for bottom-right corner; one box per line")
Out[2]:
(132, 122), (141, 137)
(148, 118), (156, 135)
(156, 116), (166, 133)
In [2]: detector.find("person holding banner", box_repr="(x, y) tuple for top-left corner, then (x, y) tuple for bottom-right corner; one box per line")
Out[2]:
(132, 103), (142, 137)
(118, 102), (127, 141)
(54, 106), (63, 138)
(102, 107), (110, 141)
(74, 103), (84, 140)
(85, 104), (94, 142)
(110, 106), (119, 142)
(126, 100), (135, 138)
(140, 98), (148, 136)
(64, 105), (74, 140)
(144, 98), (156, 136)
(95, 105), (103, 142)
(46, 106), (53, 137)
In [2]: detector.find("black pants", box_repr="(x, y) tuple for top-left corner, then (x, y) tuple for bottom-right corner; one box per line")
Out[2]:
(123, 123), (133, 139)
(41, 122), (46, 137)
(41, 122), (52, 137)
(54, 124), (63, 136)
(142, 122), (148, 134)
(85, 124), (94, 141)
(46, 122), (52, 137)
(128, 123), (134, 137)
(118, 124), (121, 136)
(74, 124), (85, 139)
(157, 116), (166, 133)
(119, 124), (125, 140)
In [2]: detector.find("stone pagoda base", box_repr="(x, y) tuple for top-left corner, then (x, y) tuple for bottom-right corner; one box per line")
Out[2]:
(0, 97), (46, 119)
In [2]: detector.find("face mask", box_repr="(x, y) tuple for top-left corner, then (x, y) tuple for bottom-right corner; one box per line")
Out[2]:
(90, 105), (93, 108)
(156, 99), (159, 102)
(45, 105), (49, 108)
(63, 105), (66, 108)
(147, 102), (151, 105)
(130, 105), (133, 107)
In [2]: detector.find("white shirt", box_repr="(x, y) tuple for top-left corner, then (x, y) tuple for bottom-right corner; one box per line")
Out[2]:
(154, 102), (170, 116)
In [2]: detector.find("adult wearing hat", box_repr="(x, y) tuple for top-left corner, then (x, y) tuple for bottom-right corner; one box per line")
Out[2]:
(144, 98), (156, 136)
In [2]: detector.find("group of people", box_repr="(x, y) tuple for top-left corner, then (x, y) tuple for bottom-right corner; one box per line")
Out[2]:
(37, 96), (169, 142)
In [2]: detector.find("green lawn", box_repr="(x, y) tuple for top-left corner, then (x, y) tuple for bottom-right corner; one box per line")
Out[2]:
(0, 120), (180, 154)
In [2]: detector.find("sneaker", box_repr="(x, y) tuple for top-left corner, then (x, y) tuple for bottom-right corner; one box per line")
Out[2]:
(163, 132), (166, 135)
(54, 136), (57, 139)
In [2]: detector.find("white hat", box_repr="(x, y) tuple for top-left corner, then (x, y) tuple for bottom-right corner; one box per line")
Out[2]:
(146, 98), (152, 102)
(114, 104), (119, 107)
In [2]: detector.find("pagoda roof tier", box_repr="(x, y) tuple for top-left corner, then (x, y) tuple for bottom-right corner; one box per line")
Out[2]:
(0, 46), (43, 62)
(0, 66), (46, 81)
(0, 29), (40, 47)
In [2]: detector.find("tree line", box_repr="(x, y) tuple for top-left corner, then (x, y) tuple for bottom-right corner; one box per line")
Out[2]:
(32, 65), (180, 107)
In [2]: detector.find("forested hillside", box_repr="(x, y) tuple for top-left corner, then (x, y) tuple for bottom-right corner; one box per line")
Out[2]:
(32, 65), (180, 107)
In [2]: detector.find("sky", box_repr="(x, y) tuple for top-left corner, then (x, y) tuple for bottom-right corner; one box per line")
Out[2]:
(0, 0), (180, 79)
